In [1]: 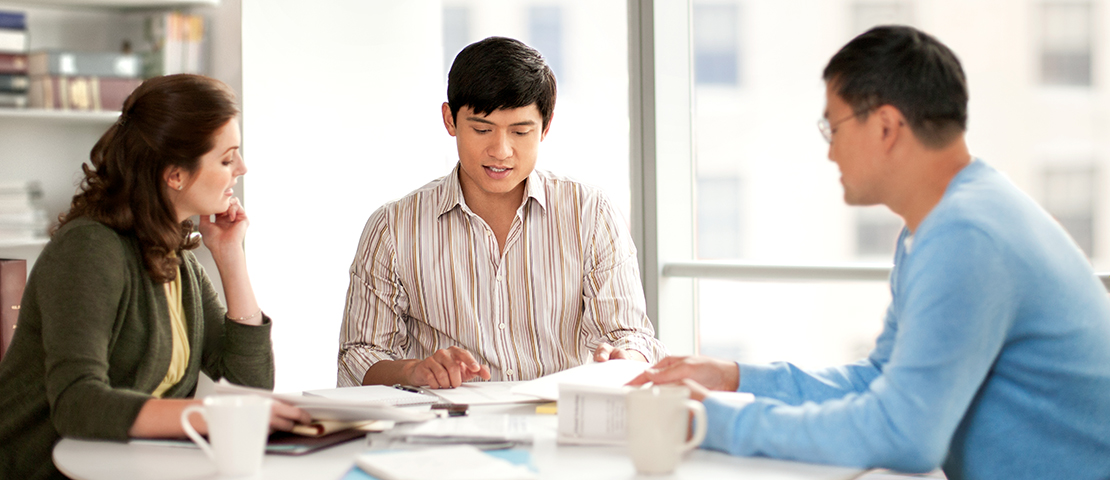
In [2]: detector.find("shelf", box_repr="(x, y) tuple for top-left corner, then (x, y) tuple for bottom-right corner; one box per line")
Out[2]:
(0, 238), (49, 249)
(0, 0), (218, 9)
(0, 108), (120, 124)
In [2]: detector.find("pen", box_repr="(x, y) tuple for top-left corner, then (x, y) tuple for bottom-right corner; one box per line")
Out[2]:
(392, 384), (422, 394)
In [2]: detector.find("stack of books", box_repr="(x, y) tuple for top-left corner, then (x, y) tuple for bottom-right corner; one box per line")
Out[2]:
(0, 181), (49, 245)
(0, 9), (28, 109)
(27, 50), (143, 112)
(143, 11), (207, 77)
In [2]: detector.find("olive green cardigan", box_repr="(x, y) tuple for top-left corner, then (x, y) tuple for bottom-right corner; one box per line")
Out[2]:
(0, 218), (274, 480)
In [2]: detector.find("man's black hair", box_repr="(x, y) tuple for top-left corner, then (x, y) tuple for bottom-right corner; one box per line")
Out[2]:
(823, 25), (968, 149)
(447, 36), (557, 131)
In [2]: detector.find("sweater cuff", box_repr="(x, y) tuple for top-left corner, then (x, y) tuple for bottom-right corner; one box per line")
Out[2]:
(222, 314), (273, 356)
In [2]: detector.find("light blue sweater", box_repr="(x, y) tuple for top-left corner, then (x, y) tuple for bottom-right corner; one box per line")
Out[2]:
(702, 160), (1110, 480)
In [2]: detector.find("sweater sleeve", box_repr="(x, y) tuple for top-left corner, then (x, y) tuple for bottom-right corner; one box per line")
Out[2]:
(702, 225), (1017, 473)
(190, 252), (274, 390)
(39, 225), (149, 441)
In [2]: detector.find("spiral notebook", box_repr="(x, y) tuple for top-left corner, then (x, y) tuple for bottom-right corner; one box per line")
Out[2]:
(303, 385), (440, 406)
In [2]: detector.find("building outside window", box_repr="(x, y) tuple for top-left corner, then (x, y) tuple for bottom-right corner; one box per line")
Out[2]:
(1039, 1), (1093, 87)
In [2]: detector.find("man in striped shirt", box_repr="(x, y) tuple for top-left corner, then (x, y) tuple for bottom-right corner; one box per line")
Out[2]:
(338, 37), (666, 389)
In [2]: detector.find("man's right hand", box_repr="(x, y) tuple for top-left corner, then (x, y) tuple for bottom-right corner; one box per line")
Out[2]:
(625, 355), (740, 392)
(405, 346), (492, 389)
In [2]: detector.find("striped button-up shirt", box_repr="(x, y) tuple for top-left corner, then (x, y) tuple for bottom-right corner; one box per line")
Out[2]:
(338, 166), (666, 387)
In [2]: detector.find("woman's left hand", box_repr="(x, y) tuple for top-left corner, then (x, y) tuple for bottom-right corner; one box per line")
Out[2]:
(198, 197), (249, 260)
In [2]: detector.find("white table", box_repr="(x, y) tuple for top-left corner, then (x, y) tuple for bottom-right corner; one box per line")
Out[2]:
(54, 404), (866, 480)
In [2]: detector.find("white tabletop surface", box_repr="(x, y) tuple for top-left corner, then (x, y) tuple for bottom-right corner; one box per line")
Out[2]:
(54, 404), (866, 480)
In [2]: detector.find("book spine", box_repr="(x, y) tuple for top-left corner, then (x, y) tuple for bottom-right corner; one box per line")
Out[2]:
(0, 29), (27, 54)
(0, 10), (27, 31)
(0, 73), (28, 92)
(0, 91), (26, 108)
(0, 52), (27, 74)
(28, 76), (141, 111)
(0, 258), (26, 360)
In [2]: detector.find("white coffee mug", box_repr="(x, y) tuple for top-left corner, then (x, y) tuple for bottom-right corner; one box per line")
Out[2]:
(625, 385), (708, 475)
(181, 394), (273, 477)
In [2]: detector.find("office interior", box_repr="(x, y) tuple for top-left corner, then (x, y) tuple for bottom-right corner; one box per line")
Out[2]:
(0, 0), (1106, 395)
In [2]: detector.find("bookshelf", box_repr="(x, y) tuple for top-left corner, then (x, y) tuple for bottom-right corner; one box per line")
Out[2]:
(0, 0), (238, 283)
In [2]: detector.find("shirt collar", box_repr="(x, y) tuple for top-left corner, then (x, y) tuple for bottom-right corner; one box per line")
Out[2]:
(437, 163), (548, 217)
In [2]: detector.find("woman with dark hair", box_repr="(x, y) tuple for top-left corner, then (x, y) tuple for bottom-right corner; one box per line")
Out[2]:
(0, 74), (309, 480)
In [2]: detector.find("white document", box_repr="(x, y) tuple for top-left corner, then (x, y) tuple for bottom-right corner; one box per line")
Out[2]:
(510, 360), (652, 401)
(356, 445), (537, 480)
(303, 385), (438, 406)
(386, 413), (554, 444)
(428, 381), (545, 405)
(213, 380), (435, 423)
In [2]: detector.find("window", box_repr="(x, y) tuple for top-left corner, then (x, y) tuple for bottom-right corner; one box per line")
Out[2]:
(855, 206), (903, 257)
(658, 1), (1110, 367)
(696, 176), (743, 259)
(1043, 165), (1096, 256)
(528, 6), (565, 82)
(1039, 2), (1092, 87)
(693, 2), (739, 86)
(442, 6), (470, 73)
(851, 1), (913, 36)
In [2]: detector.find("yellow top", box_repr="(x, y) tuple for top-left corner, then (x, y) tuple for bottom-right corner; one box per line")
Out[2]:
(152, 268), (190, 398)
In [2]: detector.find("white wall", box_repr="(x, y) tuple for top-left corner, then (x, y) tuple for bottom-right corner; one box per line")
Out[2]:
(242, 0), (449, 392)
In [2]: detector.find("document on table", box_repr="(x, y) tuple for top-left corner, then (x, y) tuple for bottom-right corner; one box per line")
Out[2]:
(510, 360), (652, 401)
(213, 380), (435, 423)
(382, 413), (555, 445)
(304, 385), (439, 406)
(428, 381), (545, 405)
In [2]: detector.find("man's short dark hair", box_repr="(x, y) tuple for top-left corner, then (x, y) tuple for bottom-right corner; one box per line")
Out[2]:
(447, 36), (557, 131)
(823, 25), (968, 149)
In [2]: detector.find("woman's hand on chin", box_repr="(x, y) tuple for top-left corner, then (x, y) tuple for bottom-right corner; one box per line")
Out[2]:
(198, 197), (249, 260)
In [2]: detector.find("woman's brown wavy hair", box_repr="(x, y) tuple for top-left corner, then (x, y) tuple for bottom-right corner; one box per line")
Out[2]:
(55, 74), (240, 283)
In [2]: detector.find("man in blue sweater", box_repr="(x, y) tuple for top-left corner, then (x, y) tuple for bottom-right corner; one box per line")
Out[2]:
(630, 26), (1110, 480)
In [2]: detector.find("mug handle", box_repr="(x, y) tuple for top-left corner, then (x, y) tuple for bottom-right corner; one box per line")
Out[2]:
(180, 405), (216, 461)
(680, 399), (707, 453)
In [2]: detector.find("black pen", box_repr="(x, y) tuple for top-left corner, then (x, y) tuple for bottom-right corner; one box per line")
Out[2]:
(392, 384), (423, 394)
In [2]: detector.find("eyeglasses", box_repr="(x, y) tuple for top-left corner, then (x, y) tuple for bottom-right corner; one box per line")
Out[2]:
(817, 112), (858, 143)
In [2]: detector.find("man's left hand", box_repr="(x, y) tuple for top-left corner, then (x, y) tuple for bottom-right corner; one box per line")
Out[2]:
(593, 343), (648, 362)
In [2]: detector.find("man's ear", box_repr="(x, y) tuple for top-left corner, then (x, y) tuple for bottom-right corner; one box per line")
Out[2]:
(442, 102), (458, 137)
(875, 105), (905, 153)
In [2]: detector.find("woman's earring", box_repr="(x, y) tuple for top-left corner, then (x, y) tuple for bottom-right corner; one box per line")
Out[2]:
(176, 184), (183, 191)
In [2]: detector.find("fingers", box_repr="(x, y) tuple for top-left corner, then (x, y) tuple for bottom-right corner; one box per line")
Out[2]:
(419, 347), (490, 389)
(593, 343), (614, 362)
(625, 355), (691, 386)
(269, 401), (312, 432)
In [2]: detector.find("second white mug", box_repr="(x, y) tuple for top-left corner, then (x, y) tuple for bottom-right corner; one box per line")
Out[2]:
(180, 394), (273, 477)
(625, 385), (708, 475)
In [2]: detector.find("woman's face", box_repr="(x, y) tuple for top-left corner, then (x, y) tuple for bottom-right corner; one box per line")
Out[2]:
(169, 119), (245, 222)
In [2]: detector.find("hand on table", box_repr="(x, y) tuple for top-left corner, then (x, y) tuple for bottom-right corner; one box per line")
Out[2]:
(593, 343), (648, 362)
(626, 355), (740, 392)
(407, 346), (492, 389)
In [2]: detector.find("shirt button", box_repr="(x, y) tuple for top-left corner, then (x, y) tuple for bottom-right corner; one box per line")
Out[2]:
(506, 369), (515, 377)
(499, 323), (506, 329)
(496, 275), (504, 282)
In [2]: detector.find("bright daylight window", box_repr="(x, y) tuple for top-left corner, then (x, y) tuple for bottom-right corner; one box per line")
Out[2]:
(687, 0), (1107, 368)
